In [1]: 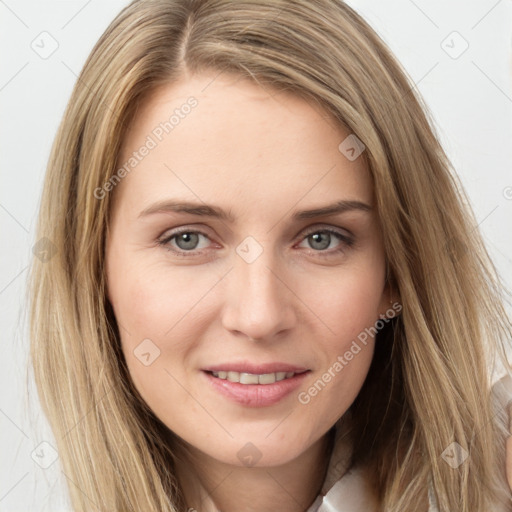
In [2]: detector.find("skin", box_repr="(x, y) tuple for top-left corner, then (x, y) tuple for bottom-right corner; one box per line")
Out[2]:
(105, 69), (398, 512)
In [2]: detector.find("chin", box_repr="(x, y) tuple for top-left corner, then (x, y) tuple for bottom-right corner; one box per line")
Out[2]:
(205, 433), (313, 469)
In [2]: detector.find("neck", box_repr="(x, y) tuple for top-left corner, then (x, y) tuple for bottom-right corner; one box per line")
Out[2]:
(174, 428), (335, 512)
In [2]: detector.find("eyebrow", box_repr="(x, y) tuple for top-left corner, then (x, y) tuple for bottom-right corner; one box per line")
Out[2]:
(138, 199), (371, 222)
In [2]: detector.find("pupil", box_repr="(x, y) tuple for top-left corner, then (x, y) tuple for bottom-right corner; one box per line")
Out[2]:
(177, 232), (198, 250)
(310, 232), (329, 250)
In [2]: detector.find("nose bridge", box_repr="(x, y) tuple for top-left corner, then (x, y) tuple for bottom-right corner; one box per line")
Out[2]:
(222, 237), (295, 340)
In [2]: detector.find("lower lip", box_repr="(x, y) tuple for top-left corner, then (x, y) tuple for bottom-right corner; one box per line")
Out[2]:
(202, 370), (310, 407)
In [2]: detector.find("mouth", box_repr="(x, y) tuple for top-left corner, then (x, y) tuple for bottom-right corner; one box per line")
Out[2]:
(201, 367), (311, 407)
(205, 369), (309, 385)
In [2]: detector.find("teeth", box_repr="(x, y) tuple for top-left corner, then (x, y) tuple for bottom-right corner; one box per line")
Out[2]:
(210, 370), (300, 384)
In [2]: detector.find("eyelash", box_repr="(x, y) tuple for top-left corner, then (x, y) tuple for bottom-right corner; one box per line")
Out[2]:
(157, 226), (355, 259)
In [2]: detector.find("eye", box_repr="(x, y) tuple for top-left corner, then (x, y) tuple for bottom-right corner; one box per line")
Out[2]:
(157, 229), (212, 256)
(157, 226), (354, 258)
(297, 227), (354, 257)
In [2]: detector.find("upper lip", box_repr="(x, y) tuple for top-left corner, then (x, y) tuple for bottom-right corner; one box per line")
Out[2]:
(203, 362), (309, 374)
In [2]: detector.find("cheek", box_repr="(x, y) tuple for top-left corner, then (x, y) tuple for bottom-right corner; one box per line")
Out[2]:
(109, 258), (212, 345)
(106, 257), (219, 395)
(293, 261), (385, 416)
(297, 302), (378, 427)
(299, 262), (386, 345)
(108, 274), (183, 419)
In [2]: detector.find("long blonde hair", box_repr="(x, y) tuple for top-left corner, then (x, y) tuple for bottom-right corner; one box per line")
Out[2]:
(29, 0), (512, 510)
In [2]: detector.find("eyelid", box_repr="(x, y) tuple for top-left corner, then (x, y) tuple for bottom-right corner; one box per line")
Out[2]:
(157, 222), (352, 241)
(157, 223), (354, 257)
(295, 225), (355, 255)
(299, 223), (353, 239)
(157, 227), (215, 252)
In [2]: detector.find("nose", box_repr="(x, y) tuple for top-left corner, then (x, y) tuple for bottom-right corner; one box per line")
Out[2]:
(221, 244), (297, 342)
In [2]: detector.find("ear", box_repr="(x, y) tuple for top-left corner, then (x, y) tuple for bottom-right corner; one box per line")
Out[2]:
(377, 269), (401, 320)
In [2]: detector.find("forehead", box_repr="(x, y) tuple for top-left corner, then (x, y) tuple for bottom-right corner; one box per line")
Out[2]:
(113, 71), (372, 218)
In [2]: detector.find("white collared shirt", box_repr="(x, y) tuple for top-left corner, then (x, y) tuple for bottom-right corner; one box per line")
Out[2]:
(308, 374), (512, 512)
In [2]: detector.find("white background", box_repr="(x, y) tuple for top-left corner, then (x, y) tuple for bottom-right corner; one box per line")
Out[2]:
(1, 0), (511, 510)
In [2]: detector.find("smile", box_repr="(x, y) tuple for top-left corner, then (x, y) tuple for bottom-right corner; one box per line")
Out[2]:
(203, 369), (311, 407)
(208, 370), (307, 385)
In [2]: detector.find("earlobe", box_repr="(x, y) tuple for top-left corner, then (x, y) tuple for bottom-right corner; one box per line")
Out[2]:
(380, 265), (401, 319)
(378, 278), (402, 321)
(379, 297), (402, 322)
(388, 291), (402, 316)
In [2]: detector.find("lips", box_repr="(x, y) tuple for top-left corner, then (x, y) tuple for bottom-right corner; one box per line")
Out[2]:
(202, 362), (309, 385)
(209, 370), (302, 385)
(201, 361), (311, 407)
(202, 369), (310, 407)
(202, 362), (309, 374)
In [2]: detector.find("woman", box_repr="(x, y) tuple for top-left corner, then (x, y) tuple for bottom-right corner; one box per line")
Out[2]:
(28, 0), (512, 510)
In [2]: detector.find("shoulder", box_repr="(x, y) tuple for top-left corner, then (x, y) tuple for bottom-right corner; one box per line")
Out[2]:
(312, 466), (379, 512)
(313, 374), (512, 512)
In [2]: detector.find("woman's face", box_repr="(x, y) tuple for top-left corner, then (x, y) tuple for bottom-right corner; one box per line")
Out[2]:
(106, 71), (393, 467)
